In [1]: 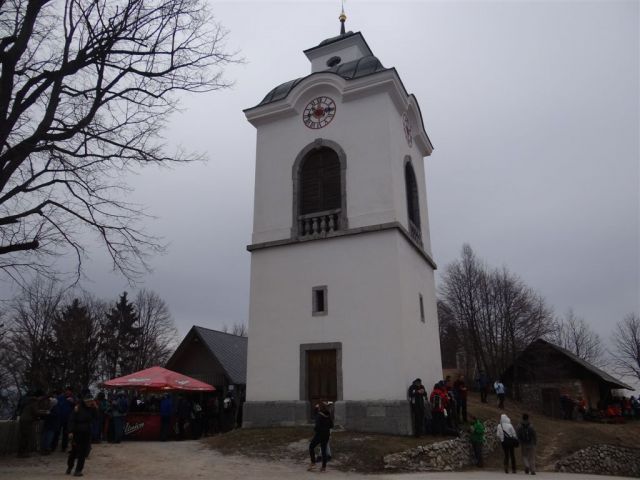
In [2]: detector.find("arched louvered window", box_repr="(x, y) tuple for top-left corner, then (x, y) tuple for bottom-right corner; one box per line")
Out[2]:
(294, 142), (346, 238)
(300, 147), (341, 215)
(405, 161), (422, 245)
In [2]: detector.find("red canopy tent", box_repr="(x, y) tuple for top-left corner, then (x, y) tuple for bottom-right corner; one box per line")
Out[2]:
(102, 366), (215, 392)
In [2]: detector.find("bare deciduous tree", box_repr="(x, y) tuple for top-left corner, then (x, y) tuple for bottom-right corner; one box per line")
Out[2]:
(439, 244), (554, 388)
(133, 289), (177, 370)
(6, 277), (64, 391)
(548, 309), (605, 367)
(0, 0), (235, 283)
(222, 322), (247, 337)
(610, 313), (640, 382)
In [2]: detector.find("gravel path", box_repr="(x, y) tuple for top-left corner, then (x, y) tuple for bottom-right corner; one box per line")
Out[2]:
(0, 440), (628, 479)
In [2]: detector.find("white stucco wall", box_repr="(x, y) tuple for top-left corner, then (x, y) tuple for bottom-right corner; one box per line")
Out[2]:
(251, 83), (432, 250)
(246, 229), (440, 402)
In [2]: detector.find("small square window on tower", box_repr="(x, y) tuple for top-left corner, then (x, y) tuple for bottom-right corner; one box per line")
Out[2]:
(419, 294), (425, 323)
(312, 286), (328, 316)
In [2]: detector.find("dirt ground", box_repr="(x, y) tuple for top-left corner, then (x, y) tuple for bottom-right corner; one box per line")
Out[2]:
(0, 440), (339, 480)
(0, 440), (631, 480)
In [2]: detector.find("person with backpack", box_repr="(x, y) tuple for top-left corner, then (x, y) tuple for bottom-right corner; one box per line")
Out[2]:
(407, 378), (427, 437)
(307, 401), (333, 472)
(517, 413), (537, 475)
(430, 382), (448, 436)
(468, 415), (485, 467)
(496, 413), (518, 474)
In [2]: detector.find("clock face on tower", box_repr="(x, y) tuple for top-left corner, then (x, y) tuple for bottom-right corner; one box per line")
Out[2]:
(303, 96), (336, 129)
(402, 112), (413, 147)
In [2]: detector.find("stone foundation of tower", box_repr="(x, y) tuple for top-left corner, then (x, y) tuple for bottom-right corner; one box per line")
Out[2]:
(242, 400), (412, 435)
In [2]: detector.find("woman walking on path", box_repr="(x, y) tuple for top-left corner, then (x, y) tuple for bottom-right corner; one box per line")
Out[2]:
(496, 413), (518, 474)
(307, 402), (333, 472)
(66, 394), (95, 477)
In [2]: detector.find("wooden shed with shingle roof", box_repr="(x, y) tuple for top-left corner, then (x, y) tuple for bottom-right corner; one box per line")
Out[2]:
(166, 325), (247, 395)
(502, 338), (632, 417)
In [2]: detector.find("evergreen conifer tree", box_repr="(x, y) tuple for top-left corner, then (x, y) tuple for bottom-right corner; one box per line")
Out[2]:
(49, 299), (101, 390)
(101, 292), (140, 378)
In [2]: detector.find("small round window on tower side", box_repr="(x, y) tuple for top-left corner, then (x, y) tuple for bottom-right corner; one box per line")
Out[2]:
(326, 56), (341, 68)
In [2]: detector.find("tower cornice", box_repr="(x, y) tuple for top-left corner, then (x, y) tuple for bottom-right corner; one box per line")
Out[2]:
(244, 69), (433, 156)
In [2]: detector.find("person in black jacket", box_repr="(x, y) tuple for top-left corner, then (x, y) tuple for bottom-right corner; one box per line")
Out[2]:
(407, 378), (427, 437)
(66, 394), (95, 477)
(307, 402), (333, 472)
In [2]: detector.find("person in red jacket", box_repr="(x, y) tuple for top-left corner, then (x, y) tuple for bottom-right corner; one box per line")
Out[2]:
(430, 382), (448, 436)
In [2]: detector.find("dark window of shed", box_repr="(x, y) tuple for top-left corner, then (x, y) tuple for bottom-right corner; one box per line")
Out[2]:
(419, 294), (425, 323)
(300, 147), (342, 215)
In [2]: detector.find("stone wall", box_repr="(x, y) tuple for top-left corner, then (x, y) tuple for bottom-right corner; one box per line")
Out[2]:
(555, 444), (640, 478)
(519, 380), (584, 416)
(334, 400), (412, 436)
(383, 420), (498, 471)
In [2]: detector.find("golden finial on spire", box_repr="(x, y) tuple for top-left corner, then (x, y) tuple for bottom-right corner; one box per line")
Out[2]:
(339, 0), (347, 35)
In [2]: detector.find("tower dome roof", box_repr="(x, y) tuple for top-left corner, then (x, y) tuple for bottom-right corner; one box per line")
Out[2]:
(256, 54), (387, 107)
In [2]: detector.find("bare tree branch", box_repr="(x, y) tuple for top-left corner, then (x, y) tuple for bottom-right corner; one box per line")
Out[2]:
(0, 0), (237, 282)
(547, 309), (606, 367)
(610, 313), (640, 382)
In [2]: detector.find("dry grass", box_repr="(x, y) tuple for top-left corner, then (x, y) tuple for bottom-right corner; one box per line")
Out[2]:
(204, 426), (440, 473)
(203, 396), (640, 473)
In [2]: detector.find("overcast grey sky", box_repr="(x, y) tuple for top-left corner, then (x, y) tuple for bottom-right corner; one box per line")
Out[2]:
(4, 1), (638, 352)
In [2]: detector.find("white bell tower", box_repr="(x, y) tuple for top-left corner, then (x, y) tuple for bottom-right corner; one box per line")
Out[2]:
(242, 13), (442, 435)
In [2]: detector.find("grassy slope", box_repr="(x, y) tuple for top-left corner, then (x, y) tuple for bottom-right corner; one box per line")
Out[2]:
(203, 397), (640, 473)
(466, 395), (640, 470)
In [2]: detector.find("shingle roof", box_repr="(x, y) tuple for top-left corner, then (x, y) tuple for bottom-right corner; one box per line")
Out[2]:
(193, 326), (248, 385)
(530, 339), (633, 390)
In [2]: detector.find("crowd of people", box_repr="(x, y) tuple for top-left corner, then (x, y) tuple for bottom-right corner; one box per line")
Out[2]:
(407, 374), (475, 438)
(14, 387), (241, 476)
(13, 376), (639, 476)
(407, 374), (540, 475)
(559, 393), (640, 422)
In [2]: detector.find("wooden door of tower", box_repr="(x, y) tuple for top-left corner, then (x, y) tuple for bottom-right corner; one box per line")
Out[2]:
(307, 349), (337, 412)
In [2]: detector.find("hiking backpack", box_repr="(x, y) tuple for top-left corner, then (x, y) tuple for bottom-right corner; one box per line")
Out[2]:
(519, 424), (532, 443)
